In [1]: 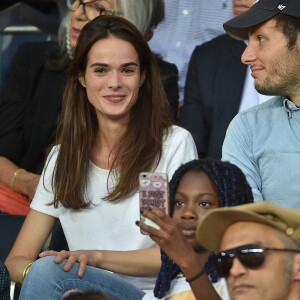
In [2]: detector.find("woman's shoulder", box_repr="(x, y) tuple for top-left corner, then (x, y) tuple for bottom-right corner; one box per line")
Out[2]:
(49, 144), (60, 154)
(45, 144), (61, 164)
(162, 126), (197, 155)
(165, 125), (193, 139)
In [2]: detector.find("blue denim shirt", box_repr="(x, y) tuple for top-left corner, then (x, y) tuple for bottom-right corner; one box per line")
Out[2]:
(222, 96), (300, 209)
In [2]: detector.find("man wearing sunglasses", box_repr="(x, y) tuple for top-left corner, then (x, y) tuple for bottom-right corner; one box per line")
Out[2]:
(221, 0), (300, 209)
(196, 201), (300, 300)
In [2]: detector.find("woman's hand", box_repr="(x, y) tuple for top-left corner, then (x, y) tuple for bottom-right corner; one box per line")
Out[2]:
(39, 249), (101, 277)
(22, 172), (40, 200)
(136, 208), (198, 267)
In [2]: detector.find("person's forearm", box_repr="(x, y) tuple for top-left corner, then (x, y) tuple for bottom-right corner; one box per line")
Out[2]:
(5, 255), (35, 284)
(96, 248), (161, 276)
(176, 253), (221, 300)
(5, 210), (57, 284)
(189, 274), (222, 300)
(0, 156), (20, 189)
(0, 156), (40, 199)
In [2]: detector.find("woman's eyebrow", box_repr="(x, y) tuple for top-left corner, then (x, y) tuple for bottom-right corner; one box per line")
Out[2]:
(90, 62), (139, 68)
(175, 191), (216, 197)
(90, 62), (109, 68)
(122, 62), (139, 67)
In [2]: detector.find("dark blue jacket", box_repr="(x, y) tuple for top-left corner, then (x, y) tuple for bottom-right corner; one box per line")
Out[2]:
(179, 34), (247, 159)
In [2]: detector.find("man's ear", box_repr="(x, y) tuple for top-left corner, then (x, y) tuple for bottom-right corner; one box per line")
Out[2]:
(146, 30), (154, 42)
(78, 73), (86, 87)
(292, 253), (300, 281)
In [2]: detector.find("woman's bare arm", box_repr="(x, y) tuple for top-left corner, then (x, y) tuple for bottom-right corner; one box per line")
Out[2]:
(40, 247), (161, 277)
(5, 209), (57, 284)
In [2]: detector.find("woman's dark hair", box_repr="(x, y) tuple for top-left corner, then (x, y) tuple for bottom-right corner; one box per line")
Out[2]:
(47, 15), (173, 209)
(154, 159), (254, 298)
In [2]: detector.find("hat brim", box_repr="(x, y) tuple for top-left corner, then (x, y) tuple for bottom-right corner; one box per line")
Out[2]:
(224, 8), (278, 40)
(196, 209), (272, 253)
(196, 201), (300, 253)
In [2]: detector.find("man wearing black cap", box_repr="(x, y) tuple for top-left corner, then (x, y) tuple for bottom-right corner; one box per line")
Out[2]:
(179, 0), (272, 160)
(197, 201), (300, 300)
(221, 0), (300, 209)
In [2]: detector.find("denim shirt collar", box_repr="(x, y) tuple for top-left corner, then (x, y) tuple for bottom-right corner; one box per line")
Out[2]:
(283, 97), (300, 118)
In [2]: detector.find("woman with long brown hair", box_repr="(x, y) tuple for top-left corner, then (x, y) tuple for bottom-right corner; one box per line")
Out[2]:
(0, 0), (179, 215)
(5, 15), (197, 300)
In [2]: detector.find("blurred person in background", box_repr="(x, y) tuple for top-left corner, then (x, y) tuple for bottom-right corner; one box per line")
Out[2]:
(148, 0), (234, 102)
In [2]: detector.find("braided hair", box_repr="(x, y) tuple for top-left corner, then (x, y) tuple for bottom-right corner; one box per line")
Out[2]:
(154, 159), (254, 298)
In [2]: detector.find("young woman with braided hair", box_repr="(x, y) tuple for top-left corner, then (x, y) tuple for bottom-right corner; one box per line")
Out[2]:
(137, 159), (254, 299)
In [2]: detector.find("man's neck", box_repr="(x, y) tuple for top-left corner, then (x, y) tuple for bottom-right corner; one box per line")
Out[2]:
(288, 92), (300, 107)
(291, 99), (300, 107)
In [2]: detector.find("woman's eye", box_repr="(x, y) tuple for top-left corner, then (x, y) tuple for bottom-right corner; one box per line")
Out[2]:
(174, 200), (184, 206)
(122, 68), (135, 74)
(258, 36), (266, 42)
(199, 201), (211, 207)
(95, 68), (107, 73)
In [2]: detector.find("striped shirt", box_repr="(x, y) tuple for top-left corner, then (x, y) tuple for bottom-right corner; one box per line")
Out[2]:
(149, 0), (234, 101)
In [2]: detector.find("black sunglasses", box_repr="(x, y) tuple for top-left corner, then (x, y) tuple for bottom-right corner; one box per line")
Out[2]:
(214, 243), (300, 278)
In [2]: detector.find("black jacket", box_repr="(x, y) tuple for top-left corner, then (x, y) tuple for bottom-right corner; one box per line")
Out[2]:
(179, 34), (247, 159)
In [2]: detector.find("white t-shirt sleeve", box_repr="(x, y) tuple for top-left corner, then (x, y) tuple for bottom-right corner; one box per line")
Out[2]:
(157, 126), (198, 179)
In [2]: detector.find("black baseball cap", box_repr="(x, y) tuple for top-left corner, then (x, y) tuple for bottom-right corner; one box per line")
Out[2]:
(224, 0), (300, 40)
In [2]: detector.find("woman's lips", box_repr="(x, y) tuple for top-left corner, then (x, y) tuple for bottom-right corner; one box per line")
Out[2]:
(182, 229), (196, 237)
(180, 224), (197, 237)
(71, 27), (81, 37)
(233, 283), (254, 293)
(104, 95), (127, 103)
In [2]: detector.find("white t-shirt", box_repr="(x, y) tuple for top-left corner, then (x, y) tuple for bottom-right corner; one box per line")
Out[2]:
(31, 126), (198, 291)
(143, 277), (229, 300)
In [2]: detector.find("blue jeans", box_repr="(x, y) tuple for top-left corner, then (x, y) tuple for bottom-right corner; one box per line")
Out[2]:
(19, 256), (146, 300)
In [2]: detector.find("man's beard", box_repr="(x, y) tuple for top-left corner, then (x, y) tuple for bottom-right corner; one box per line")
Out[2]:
(255, 46), (300, 97)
